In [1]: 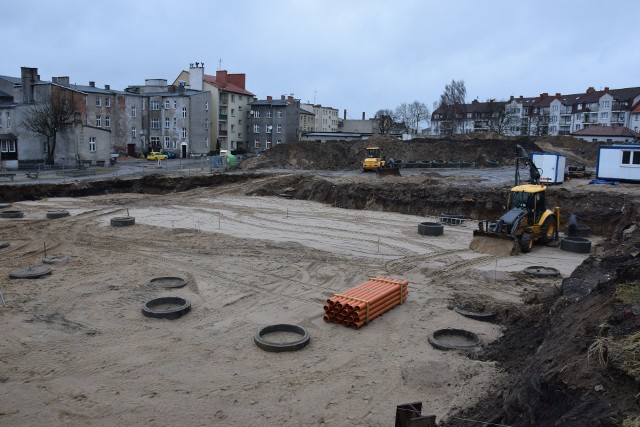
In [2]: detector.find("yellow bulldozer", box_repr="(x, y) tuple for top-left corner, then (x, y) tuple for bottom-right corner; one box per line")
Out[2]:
(470, 145), (560, 255)
(362, 146), (400, 176)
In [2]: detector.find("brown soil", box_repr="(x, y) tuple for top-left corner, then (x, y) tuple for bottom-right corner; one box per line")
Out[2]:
(0, 135), (638, 426)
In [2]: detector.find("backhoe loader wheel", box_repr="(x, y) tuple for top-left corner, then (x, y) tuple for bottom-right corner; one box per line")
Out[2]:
(519, 233), (533, 253)
(539, 216), (557, 243)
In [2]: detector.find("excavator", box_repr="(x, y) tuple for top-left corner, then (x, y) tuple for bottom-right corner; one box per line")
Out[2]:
(362, 146), (400, 176)
(470, 144), (560, 255)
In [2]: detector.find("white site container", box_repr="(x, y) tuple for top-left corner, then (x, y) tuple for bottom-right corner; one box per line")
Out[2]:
(597, 144), (640, 183)
(531, 152), (566, 184)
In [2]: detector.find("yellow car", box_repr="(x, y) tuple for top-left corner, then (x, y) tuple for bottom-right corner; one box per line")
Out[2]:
(146, 151), (168, 161)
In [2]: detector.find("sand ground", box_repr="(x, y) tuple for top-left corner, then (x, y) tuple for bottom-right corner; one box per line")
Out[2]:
(0, 183), (591, 426)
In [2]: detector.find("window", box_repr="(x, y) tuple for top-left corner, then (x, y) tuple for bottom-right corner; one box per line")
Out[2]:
(277, 111), (283, 118)
(252, 110), (260, 118)
(182, 127), (187, 139)
(254, 140), (260, 148)
(277, 139), (282, 144)
(205, 137), (209, 148)
(601, 112), (609, 119)
(150, 101), (160, 110)
(6, 112), (10, 128)
(205, 102), (209, 112)
(0, 114), (3, 127)
(172, 140), (177, 149)
(466, 112), (472, 119)
(105, 115), (110, 128)
(266, 141), (272, 149)
(231, 94), (235, 102)
(106, 98), (111, 108)
(1, 140), (16, 152)
(231, 109), (235, 117)
(621, 150), (640, 166)
(253, 124), (260, 133)
(173, 117), (177, 129)
(602, 100), (610, 108)
(164, 100), (170, 109)
(151, 118), (159, 129)
(182, 107), (187, 118)
(96, 115), (101, 127)
(173, 100), (177, 109)
(231, 124), (235, 132)
(551, 105), (558, 112)
(89, 137), (96, 152)
(267, 111), (272, 118)
(131, 127), (136, 138)
(165, 118), (170, 129)
(277, 124), (282, 133)
(96, 97), (101, 107)
(151, 136), (160, 147)
(130, 106), (137, 118)
(164, 136), (170, 148)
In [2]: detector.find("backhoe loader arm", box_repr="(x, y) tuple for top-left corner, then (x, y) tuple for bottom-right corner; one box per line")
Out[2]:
(516, 144), (541, 185)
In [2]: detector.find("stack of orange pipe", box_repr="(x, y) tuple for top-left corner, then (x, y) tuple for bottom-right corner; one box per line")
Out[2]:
(323, 277), (408, 329)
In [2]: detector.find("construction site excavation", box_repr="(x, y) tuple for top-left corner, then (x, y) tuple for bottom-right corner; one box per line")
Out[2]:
(1, 136), (639, 426)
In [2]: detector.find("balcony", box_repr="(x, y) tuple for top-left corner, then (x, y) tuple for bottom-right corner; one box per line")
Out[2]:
(219, 114), (228, 121)
(219, 130), (228, 136)
(219, 96), (228, 106)
(560, 108), (572, 115)
(611, 102), (627, 111)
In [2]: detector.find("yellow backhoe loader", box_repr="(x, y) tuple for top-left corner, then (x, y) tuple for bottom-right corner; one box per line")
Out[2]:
(470, 145), (560, 255)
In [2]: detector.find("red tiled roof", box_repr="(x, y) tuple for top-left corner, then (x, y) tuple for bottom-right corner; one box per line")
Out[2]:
(572, 126), (640, 137)
(203, 72), (254, 97)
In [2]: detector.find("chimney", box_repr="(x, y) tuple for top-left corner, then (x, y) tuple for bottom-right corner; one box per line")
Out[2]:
(89, 81), (95, 87)
(189, 63), (204, 91)
(362, 112), (365, 120)
(287, 95), (294, 103)
(267, 95), (272, 102)
(53, 76), (69, 85)
(604, 87), (609, 92)
(228, 73), (246, 90)
(216, 70), (228, 86)
(105, 84), (110, 90)
(539, 93), (548, 99)
(281, 95), (285, 101)
(344, 109), (347, 120)
(586, 87), (595, 94)
(509, 95), (514, 101)
(519, 95), (523, 99)
(21, 67), (38, 103)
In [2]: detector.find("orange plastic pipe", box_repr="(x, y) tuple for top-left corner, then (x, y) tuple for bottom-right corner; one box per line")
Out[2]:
(352, 291), (408, 318)
(349, 285), (407, 311)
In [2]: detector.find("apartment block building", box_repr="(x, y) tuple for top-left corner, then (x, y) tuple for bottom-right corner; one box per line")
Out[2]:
(0, 66), (211, 169)
(431, 86), (640, 138)
(300, 103), (339, 132)
(174, 64), (254, 153)
(249, 95), (301, 152)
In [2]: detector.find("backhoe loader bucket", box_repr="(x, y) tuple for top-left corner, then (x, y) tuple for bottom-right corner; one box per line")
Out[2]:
(469, 230), (520, 256)
(377, 167), (401, 177)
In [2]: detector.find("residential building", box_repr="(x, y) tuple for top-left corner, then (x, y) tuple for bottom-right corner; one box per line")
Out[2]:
(432, 86), (640, 138)
(249, 95), (301, 152)
(300, 103), (339, 132)
(174, 64), (254, 153)
(123, 79), (210, 158)
(571, 126), (639, 144)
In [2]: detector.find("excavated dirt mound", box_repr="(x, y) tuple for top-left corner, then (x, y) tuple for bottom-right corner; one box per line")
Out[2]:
(240, 135), (599, 171)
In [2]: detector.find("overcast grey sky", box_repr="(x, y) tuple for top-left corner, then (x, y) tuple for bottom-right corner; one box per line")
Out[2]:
(4, 0), (640, 120)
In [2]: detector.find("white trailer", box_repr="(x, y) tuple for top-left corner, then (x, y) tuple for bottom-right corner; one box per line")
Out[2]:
(597, 144), (640, 183)
(531, 152), (566, 184)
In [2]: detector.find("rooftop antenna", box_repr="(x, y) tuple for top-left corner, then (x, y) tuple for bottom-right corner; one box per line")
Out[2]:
(313, 89), (317, 104)
(218, 59), (222, 71)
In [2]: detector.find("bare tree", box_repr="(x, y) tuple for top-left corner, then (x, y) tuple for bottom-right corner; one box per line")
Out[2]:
(394, 103), (411, 133)
(22, 88), (78, 165)
(408, 101), (430, 134)
(438, 80), (467, 135)
(486, 101), (519, 135)
(375, 109), (395, 134)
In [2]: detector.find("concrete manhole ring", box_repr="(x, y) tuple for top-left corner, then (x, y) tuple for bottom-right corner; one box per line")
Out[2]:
(418, 222), (444, 236)
(0, 241), (10, 249)
(454, 307), (497, 322)
(141, 297), (191, 320)
(47, 210), (70, 219)
(254, 324), (310, 352)
(0, 203), (11, 209)
(428, 328), (483, 351)
(523, 266), (561, 278)
(110, 216), (135, 227)
(42, 255), (70, 264)
(9, 265), (52, 279)
(0, 210), (24, 219)
(560, 237), (592, 254)
(148, 276), (188, 289)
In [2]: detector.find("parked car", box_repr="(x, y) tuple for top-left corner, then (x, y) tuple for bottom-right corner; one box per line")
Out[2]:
(146, 151), (168, 161)
(161, 150), (176, 159)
